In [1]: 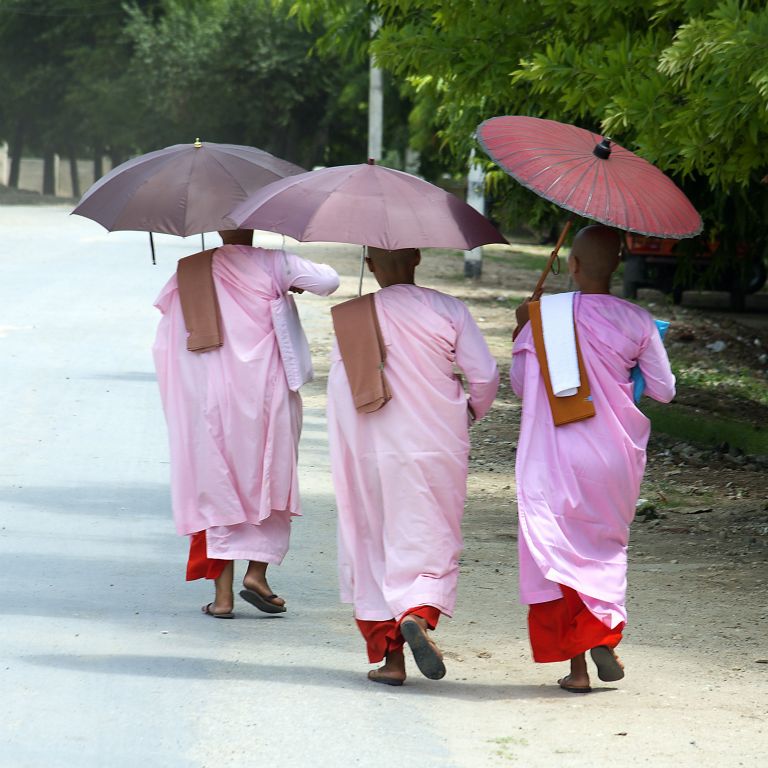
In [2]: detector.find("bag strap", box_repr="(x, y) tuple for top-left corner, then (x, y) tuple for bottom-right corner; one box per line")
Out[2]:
(331, 294), (391, 413)
(528, 300), (595, 426)
(177, 248), (223, 353)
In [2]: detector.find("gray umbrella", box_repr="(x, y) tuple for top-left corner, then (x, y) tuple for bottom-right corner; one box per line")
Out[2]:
(72, 139), (305, 260)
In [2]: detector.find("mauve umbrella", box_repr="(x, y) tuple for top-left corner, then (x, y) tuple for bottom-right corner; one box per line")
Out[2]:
(226, 160), (507, 251)
(72, 139), (305, 260)
(476, 116), (702, 292)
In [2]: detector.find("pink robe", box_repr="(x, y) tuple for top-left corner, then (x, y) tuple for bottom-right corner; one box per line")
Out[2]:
(153, 245), (339, 537)
(328, 285), (499, 621)
(510, 293), (676, 628)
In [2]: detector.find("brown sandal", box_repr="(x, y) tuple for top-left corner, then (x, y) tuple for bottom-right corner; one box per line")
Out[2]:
(202, 602), (234, 619)
(557, 674), (591, 693)
(590, 646), (625, 682)
(367, 669), (405, 687)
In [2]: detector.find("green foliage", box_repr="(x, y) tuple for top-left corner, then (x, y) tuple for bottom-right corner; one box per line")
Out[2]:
(0, 0), (369, 176)
(121, 0), (367, 166)
(362, 0), (768, 255)
(642, 401), (768, 455)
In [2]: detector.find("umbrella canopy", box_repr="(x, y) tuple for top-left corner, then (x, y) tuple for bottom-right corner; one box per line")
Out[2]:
(72, 140), (305, 237)
(477, 116), (702, 239)
(226, 161), (507, 251)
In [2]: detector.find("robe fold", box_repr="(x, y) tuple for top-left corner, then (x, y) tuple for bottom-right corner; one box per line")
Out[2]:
(153, 245), (339, 542)
(511, 293), (675, 633)
(328, 284), (499, 622)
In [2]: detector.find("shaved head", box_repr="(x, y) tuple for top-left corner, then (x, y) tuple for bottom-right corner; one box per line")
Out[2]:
(218, 228), (254, 246)
(365, 246), (421, 288)
(569, 225), (621, 282)
(367, 246), (419, 270)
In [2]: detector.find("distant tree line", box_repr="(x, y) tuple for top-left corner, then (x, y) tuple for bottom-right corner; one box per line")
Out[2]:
(0, 0), (391, 196)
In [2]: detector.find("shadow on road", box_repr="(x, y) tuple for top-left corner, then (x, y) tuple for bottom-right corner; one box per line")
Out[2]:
(0, 482), (170, 517)
(87, 371), (157, 382)
(22, 653), (614, 701)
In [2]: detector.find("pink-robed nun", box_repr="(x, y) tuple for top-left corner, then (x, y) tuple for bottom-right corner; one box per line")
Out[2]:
(510, 225), (675, 693)
(153, 229), (339, 618)
(327, 247), (499, 686)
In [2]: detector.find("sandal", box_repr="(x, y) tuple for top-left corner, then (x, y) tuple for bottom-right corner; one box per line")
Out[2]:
(590, 645), (625, 682)
(202, 602), (234, 619)
(239, 588), (287, 614)
(400, 618), (446, 680)
(367, 669), (405, 687)
(558, 674), (592, 693)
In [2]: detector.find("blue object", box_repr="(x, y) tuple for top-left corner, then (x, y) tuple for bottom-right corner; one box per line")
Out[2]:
(631, 319), (669, 403)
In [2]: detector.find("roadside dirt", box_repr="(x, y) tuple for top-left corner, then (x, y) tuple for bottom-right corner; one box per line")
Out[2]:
(295, 239), (768, 680)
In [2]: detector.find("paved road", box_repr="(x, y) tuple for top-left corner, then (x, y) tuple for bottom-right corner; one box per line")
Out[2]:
(0, 208), (457, 767)
(2, 207), (766, 768)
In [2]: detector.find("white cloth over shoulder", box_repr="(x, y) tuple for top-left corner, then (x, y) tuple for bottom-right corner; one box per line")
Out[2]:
(540, 291), (580, 397)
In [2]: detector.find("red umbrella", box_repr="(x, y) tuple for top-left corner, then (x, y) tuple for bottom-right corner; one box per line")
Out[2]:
(73, 140), (305, 259)
(477, 116), (702, 291)
(226, 160), (506, 251)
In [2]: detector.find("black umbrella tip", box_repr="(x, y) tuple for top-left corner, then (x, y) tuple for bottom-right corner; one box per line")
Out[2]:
(593, 138), (612, 159)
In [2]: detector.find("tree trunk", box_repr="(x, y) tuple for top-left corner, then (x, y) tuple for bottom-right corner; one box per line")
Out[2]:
(68, 149), (81, 199)
(43, 149), (56, 195)
(93, 144), (103, 181)
(8, 121), (24, 188)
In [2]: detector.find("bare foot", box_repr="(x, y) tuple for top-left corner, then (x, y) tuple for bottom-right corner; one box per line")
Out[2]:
(202, 601), (234, 618)
(558, 652), (591, 691)
(557, 673), (592, 693)
(368, 650), (406, 686)
(204, 562), (234, 616)
(243, 561), (285, 608)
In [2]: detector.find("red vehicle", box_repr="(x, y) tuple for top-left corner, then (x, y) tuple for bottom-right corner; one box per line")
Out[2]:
(622, 234), (767, 309)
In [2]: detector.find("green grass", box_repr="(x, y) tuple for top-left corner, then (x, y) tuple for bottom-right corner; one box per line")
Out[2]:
(483, 245), (565, 272)
(673, 365), (768, 408)
(643, 402), (768, 455)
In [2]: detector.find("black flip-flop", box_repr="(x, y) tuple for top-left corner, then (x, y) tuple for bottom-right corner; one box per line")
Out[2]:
(202, 602), (234, 619)
(239, 588), (287, 614)
(558, 675), (592, 693)
(399, 618), (446, 680)
(590, 646), (625, 682)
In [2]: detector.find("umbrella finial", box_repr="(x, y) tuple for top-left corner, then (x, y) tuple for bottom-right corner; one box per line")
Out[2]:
(593, 138), (612, 160)
(367, 158), (376, 165)
(194, 138), (202, 148)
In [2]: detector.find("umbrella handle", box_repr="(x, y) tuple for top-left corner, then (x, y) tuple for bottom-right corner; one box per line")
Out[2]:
(358, 245), (366, 297)
(532, 219), (572, 296)
(149, 232), (156, 265)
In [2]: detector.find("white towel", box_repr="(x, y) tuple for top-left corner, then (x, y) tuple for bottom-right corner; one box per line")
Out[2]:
(540, 292), (580, 397)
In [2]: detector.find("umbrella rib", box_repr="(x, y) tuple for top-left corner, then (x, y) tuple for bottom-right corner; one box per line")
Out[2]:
(542, 158), (597, 206)
(207, 151), (250, 198)
(301, 167), (360, 242)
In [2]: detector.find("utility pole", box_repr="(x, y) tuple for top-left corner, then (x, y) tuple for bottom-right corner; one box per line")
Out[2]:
(368, 16), (383, 161)
(464, 150), (486, 277)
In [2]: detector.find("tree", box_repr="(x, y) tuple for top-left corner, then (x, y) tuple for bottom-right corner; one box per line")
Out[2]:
(358, 1), (768, 252)
(122, 0), (369, 168)
(0, 0), (157, 191)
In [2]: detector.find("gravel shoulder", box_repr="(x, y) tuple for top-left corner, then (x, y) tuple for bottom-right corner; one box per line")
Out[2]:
(295, 238), (768, 767)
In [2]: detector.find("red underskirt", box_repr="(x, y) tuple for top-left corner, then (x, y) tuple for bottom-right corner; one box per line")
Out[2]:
(186, 530), (227, 581)
(356, 606), (442, 663)
(528, 584), (624, 663)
